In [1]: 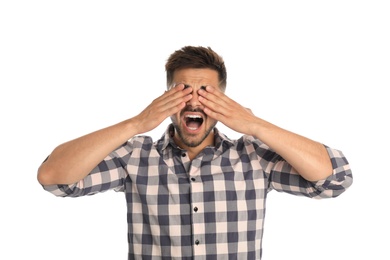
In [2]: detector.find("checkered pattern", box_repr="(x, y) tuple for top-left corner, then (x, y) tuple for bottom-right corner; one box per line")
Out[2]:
(42, 124), (353, 259)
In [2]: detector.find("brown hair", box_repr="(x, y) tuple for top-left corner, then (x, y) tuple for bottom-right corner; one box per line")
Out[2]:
(165, 46), (227, 91)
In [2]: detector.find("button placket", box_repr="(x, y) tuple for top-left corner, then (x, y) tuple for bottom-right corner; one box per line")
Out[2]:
(189, 158), (205, 256)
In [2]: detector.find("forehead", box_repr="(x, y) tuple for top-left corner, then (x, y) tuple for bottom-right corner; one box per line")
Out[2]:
(173, 68), (219, 87)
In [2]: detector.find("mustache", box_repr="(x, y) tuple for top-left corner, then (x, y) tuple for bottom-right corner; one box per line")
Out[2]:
(181, 106), (206, 115)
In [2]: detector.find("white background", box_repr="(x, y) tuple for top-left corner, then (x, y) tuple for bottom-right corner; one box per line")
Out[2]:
(1, 1), (389, 259)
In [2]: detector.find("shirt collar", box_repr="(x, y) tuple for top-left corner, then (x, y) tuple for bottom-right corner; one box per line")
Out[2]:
(158, 124), (234, 153)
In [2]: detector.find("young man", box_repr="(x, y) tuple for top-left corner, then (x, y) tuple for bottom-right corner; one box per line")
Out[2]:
(38, 46), (353, 259)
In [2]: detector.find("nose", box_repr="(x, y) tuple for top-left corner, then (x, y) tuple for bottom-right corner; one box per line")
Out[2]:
(186, 89), (203, 108)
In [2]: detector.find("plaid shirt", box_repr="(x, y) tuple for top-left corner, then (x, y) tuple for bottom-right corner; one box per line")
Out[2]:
(43, 124), (353, 259)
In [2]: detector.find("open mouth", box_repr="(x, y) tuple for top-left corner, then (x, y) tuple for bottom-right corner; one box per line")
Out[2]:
(185, 114), (204, 131)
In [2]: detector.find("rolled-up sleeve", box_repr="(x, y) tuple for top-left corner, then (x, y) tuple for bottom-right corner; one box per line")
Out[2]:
(309, 146), (353, 198)
(41, 147), (129, 197)
(269, 146), (353, 199)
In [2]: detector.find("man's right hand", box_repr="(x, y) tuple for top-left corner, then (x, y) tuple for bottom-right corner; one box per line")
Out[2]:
(131, 83), (193, 135)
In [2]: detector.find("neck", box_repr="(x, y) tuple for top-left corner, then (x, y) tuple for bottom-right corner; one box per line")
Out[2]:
(173, 130), (215, 160)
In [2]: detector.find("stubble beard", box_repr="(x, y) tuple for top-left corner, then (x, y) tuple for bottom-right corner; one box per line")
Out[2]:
(172, 121), (216, 148)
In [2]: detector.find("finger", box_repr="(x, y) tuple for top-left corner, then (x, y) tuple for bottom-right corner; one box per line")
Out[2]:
(158, 84), (192, 106)
(155, 85), (193, 115)
(198, 85), (231, 107)
(169, 87), (192, 105)
(198, 89), (232, 116)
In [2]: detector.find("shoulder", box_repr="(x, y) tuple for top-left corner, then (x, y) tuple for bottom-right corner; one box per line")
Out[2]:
(127, 135), (155, 149)
(237, 135), (269, 150)
(233, 135), (281, 162)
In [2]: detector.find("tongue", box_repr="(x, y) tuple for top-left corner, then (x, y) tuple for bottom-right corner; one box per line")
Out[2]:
(187, 121), (201, 130)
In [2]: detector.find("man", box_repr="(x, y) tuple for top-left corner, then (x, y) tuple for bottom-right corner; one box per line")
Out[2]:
(38, 46), (353, 259)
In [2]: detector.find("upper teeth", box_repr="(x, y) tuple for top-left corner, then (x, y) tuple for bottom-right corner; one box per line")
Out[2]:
(186, 115), (201, 119)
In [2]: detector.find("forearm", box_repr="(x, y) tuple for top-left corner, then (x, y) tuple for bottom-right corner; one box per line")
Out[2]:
(251, 118), (333, 181)
(37, 118), (138, 185)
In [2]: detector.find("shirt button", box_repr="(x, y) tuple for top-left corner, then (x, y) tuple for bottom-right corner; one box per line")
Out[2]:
(181, 153), (186, 157)
(195, 239), (200, 245)
(191, 177), (196, 182)
(193, 206), (198, 212)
